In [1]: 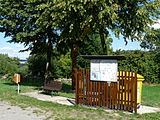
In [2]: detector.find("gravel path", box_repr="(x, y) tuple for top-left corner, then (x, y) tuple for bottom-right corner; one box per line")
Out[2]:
(0, 101), (47, 120)
(22, 92), (160, 114)
(21, 92), (75, 106)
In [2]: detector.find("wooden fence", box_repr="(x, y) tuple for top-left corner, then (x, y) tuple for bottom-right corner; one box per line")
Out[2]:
(74, 69), (137, 113)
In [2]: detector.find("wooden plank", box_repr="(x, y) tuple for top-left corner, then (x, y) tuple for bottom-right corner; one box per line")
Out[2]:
(78, 69), (81, 104)
(94, 82), (96, 106)
(75, 69), (137, 113)
(134, 72), (137, 113)
(120, 71), (123, 110)
(102, 82), (105, 107)
(104, 82), (107, 107)
(128, 72), (131, 111)
(119, 71), (122, 110)
(105, 82), (108, 108)
(109, 83), (111, 109)
(110, 83), (112, 109)
(117, 71), (120, 109)
(75, 68), (78, 104)
(124, 71), (127, 110)
(95, 81), (98, 106)
(80, 69), (84, 104)
(95, 81), (97, 107)
(114, 82), (118, 109)
(131, 72), (134, 111)
(92, 81), (95, 106)
(126, 72), (129, 111)
(112, 83), (116, 109)
(89, 79), (92, 106)
(98, 82), (101, 106)
(111, 83), (113, 109)
(93, 81), (95, 106)
(86, 69), (89, 105)
(88, 69), (90, 105)
(82, 69), (85, 105)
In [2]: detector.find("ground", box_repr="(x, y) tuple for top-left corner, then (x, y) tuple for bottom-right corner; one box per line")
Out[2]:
(0, 101), (47, 120)
(0, 80), (160, 120)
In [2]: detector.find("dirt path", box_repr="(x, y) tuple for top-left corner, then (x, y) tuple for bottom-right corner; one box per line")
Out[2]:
(0, 101), (47, 120)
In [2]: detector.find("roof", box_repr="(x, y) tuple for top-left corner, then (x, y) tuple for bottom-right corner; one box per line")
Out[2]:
(80, 55), (126, 60)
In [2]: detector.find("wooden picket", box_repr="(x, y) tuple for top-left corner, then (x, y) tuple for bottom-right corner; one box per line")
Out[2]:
(74, 68), (137, 113)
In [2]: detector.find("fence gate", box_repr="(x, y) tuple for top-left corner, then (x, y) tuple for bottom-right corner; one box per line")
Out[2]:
(74, 68), (138, 113)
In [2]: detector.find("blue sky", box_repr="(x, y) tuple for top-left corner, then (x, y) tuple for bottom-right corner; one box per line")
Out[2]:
(0, 20), (159, 60)
(0, 33), (30, 59)
(0, 32), (142, 60)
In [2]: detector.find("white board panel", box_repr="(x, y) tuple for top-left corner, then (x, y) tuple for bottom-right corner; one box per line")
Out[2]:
(90, 59), (118, 82)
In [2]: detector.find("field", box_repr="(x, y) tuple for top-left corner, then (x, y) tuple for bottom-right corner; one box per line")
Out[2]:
(0, 79), (160, 120)
(142, 84), (160, 107)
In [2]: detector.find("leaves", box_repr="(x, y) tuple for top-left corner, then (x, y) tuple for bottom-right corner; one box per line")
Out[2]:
(0, 0), (160, 81)
(0, 54), (19, 75)
(114, 50), (160, 83)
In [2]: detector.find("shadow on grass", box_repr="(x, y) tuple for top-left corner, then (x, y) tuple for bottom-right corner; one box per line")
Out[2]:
(3, 79), (74, 96)
(3, 81), (43, 87)
(39, 91), (60, 96)
(3, 82), (16, 86)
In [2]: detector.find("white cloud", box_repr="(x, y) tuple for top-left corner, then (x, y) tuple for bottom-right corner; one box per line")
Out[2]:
(152, 20), (160, 29)
(0, 46), (30, 59)
(16, 44), (23, 48)
(0, 47), (13, 51)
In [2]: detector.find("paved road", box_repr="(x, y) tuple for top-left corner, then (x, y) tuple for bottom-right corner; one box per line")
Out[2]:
(0, 101), (46, 120)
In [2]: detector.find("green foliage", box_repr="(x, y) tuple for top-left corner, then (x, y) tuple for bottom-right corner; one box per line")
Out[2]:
(53, 52), (72, 78)
(27, 52), (72, 79)
(0, 54), (29, 81)
(18, 65), (29, 76)
(114, 50), (160, 83)
(0, 0), (159, 77)
(77, 32), (104, 68)
(28, 54), (47, 77)
(140, 28), (160, 50)
(0, 54), (19, 76)
(0, 0), (159, 83)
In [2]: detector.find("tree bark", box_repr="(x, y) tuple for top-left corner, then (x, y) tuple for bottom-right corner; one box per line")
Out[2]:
(45, 29), (53, 82)
(99, 28), (108, 55)
(71, 43), (79, 90)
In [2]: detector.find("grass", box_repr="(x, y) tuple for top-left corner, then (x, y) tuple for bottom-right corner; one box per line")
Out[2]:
(0, 79), (160, 120)
(142, 83), (160, 107)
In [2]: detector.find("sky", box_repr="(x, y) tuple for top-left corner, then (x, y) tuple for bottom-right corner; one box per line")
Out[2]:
(0, 33), (30, 59)
(0, 20), (160, 60)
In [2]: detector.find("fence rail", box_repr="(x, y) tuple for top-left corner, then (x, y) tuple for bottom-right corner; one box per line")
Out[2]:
(74, 69), (137, 113)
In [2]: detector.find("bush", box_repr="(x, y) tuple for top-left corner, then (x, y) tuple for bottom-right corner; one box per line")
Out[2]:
(28, 52), (72, 79)
(113, 50), (160, 83)
(0, 54), (19, 76)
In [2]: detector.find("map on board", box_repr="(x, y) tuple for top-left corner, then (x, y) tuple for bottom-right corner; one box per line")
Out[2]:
(90, 59), (118, 82)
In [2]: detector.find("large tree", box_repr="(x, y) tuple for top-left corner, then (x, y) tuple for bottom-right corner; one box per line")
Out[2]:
(0, 0), (159, 89)
(0, 0), (60, 81)
(140, 28), (160, 50)
(55, 0), (160, 89)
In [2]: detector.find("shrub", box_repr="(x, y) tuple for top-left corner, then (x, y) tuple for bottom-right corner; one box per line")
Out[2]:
(113, 50), (160, 83)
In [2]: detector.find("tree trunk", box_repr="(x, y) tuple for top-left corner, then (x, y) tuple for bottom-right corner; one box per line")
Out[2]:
(45, 30), (53, 82)
(99, 28), (108, 55)
(71, 43), (79, 90)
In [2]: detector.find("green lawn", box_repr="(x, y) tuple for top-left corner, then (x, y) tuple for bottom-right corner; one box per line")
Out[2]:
(0, 79), (160, 120)
(142, 83), (160, 107)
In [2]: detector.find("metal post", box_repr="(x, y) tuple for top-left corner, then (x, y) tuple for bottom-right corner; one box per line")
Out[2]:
(17, 83), (20, 94)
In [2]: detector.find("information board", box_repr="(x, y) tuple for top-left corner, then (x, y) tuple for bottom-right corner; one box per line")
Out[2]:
(90, 59), (118, 82)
